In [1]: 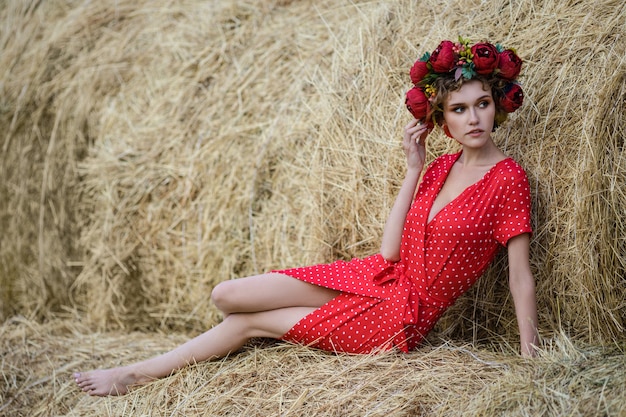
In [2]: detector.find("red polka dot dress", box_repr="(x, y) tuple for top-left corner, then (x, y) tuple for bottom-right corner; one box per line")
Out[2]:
(276, 152), (532, 354)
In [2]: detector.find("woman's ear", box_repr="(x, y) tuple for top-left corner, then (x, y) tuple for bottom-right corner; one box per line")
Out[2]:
(442, 124), (453, 138)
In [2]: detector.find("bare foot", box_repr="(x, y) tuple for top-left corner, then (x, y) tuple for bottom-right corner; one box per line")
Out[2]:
(74, 366), (148, 396)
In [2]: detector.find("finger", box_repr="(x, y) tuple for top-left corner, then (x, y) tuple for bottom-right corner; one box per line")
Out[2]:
(412, 125), (428, 140)
(404, 123), (419, 140)
(415, 129), (429, 145)
(406, 124), (426, 139)
(404, 119), (420, 129)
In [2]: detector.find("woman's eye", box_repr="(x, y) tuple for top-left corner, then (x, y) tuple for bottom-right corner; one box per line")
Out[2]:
(479, 100), (490, 108)
(453, 106), (464, 113)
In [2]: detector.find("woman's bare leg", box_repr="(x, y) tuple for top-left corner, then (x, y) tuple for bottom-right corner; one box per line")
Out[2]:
(210, 273), (340, 315)
(75, 274), (338, 396)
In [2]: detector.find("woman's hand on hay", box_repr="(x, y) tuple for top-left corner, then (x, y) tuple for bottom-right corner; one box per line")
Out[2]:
(403, 119), (429, 172)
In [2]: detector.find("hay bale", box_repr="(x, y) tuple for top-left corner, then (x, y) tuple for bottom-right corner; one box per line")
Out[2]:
(0, 0), (624, 352)
(1, 2), (625, 415)
(1, 317), (624, 416)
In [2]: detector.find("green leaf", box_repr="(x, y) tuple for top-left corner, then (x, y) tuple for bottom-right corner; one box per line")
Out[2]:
(458, 35), (471, 46)
(461, 64), (476, 79)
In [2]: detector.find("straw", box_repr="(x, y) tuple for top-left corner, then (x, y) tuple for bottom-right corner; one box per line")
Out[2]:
(1, 0), (625, 415)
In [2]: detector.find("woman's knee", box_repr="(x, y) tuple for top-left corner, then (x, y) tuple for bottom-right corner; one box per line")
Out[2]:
(211, 280), (238, 313)
(220, 314), (254, 338)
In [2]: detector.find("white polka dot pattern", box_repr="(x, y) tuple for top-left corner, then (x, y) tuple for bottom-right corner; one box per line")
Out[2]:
(277, 152), (532, 354)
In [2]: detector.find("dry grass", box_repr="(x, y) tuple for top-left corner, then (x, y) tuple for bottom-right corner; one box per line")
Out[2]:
(0, 0), (625, 415)
(1, 317), (624, 417)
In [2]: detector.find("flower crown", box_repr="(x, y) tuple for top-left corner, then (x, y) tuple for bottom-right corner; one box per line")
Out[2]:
(405, 37), (524, 126)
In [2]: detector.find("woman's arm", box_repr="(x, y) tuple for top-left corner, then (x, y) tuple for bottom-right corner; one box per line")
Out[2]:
(380, 120), (429, 261)
(507, 233), (539, 357)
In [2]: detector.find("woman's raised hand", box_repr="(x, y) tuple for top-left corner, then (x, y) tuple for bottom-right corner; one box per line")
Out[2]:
(402, 119), (429, 170)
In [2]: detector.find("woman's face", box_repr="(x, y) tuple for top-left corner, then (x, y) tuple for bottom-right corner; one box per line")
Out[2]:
(442, 80), (496, 148)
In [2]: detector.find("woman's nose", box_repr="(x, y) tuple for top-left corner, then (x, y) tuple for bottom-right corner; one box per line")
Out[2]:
(468, 108), (479, 124)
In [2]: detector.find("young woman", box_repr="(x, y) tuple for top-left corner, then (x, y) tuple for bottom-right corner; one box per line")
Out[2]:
(75, 38), (538, 396)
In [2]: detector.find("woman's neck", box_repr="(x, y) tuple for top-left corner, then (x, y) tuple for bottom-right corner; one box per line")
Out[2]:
(458, 141), (506, 167)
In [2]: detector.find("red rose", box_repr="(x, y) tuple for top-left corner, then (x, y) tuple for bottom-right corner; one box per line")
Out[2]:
(405, 87), (431, 121)
(410, 60), (429, 84)
(471, 42), (499, 75)
(498, 49), (522, 80)
(429, 40), (456, 72)
(500, 83), (524, 112)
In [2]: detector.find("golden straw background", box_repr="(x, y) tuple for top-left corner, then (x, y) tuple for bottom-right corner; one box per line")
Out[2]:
(1, 0), (624, 415)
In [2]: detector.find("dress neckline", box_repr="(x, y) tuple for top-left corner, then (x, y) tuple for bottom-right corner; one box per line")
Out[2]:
(426, 153), (511, 226)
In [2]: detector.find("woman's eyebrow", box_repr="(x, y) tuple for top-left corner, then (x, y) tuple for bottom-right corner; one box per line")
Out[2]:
(447, 95), (492, 107)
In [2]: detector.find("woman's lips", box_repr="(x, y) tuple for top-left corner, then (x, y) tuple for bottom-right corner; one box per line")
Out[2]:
(467, 129), (484, 136)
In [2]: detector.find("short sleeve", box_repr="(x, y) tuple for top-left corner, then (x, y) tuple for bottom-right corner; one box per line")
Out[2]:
(493, 168), (533, 246)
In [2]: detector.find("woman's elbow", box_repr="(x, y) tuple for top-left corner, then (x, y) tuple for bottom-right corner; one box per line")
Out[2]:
(380, 248), (400, 263)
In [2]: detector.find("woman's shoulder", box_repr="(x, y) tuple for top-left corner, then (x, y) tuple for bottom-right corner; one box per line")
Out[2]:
(437, 151), (462, 163)
(427, 152), (461, 170)
(494, 156), (529, 181)
(488, 157), (531, 199)
(420, 152), (460, 183)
